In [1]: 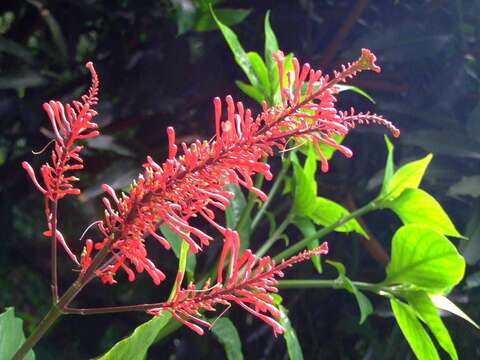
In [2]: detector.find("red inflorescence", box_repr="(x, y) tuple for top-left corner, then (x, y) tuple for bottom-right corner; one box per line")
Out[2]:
(84, 48), (398, 285)
(23, 62), (100, 263)
(148, 239), (329, 336)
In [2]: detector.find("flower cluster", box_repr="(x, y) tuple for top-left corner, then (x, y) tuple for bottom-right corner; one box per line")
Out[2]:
(147, 232), (329, 336)
(23, 62), (100, 264)
(83, 48), (398, 285)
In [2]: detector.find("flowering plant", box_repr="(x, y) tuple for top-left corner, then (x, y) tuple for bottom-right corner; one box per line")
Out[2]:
(2, 13), (476, 360)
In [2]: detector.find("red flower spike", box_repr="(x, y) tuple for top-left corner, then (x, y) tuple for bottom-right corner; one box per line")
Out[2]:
(147, 235), (329, 336)
(23, 62), (100, 264)
(86, 49), (398, 285)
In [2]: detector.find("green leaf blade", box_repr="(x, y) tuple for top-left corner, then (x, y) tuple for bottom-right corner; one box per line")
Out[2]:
(387, 154), (433, 199)
(0, 308), (35, 360)
(278, 305), (304, 360)
(211, 318), (244, 360)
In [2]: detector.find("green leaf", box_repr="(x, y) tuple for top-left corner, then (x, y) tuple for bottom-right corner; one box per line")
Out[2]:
(293, 216), (322, 273)
(194, 8), (251, 32)
(225, 184), (251, 250)
(390, 298), (440, 360)
(247, 51), (270, 96)
(385, 225), (465, 292)
(335, 84), (376, 104)
(211, 318), (244, 360)
(211, 7), (260, 89)
(387, 188), (462, 238)
(381, 135), (395, 195)
(160, 225), (196, 275)
(0, 36), (34, 64)
(299, 135), (345, 162)
(385, 154), (433, 199)
(327, 261), (373, 324)
(172, 0), (196, 35)
(292, 161), (317, 216)
(309, 197), (368, 238)
(264, 11), (279, 103)
(99, 312), (172, 360)
(406, 291), (458, 360)
(235, 80), (264, 103)
(0, 308), (35, 360)
(430, 295), (479, 329)
(278, 305), (304, 360)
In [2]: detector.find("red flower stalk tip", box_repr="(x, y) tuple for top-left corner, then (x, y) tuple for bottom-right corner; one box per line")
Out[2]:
(83, 49), (398, 285)
(147, 232), (329, 336)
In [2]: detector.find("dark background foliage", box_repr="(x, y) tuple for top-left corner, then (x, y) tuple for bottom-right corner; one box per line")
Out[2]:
(1, 0), (480, 359)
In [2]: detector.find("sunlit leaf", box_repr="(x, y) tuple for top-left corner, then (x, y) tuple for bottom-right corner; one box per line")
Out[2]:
(194, 8), (251, 32)
(385, 225), (465, 292)
(235, 80), (264, 103)
(160, 225), (196, 274)
(247, 51), (270, 96)
(335, 84), (376, 104)
(0, 308), (35, 360)
(390, 298), (440, 360)
(430, 295), (479, 329)
(406, 291), (458, 360)
(387, 188), (462, 237)
(98, 312), (171, 360)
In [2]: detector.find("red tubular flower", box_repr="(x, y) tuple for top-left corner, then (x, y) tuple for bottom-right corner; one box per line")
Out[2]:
(23, 62), (100, 263)
(86, 48), (399, 285)
(147, 232), (329, 336)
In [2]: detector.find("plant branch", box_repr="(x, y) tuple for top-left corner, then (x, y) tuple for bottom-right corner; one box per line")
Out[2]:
(273, 199), (379, 262)
(277, 279), (382, 294)
(255, 211), (294, 258)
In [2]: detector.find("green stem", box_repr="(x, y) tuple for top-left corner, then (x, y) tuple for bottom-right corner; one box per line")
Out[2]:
(168, 240), (189, 302)
(256, 211), (294, 258)
(235, 170), (265, 233)
(273, 199), (379, 262)
(251, 159), (290, 231)
(277, 279), (382, 293)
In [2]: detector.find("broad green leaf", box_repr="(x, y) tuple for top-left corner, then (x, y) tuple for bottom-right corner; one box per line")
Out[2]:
(225, 184), (251, 250)
(385, 225), (465, 292)
(292, 161), (317, 216)
(430, 295), (479, 329)
(235, 80), (264, 103)
(335, 84), (376, 104)
(381, 135), (395, 195)
(264, 11), (279, 102)
(212, 7), (260, 89)
(211, 318), (244, 360)
(247, 52), (270, 96)
(160, 225), (196, 274)
(387, 188), (462, 238)
(293, 216), (322, 273)
(327, 261), (373, 324)
(278, 305), (304, 360)
(0, 308), (35, 360)
(386, 154), (433, 199)
(406, 291), (458, 360)
(309, 197), (368, 238)
(390, 298), (440, 360)
(194, 8), (251, 32)
(99, 312), (172, 360)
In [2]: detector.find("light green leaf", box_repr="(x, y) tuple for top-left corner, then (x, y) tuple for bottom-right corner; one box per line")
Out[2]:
(264, 11), (279, 103)
(0, 308), (35, 360)
(194, 8), (251, 32)
(381, 135), (395, 195)
(293, 216), (322, 273)
(160, 225), (196, 274)
(98, 312), (171, 360)
(335, 84), (376, 104)
(212, 7), (260, 89)
(292, 161), (317, 216)
(309, 197), (368, 238)
(430, 295), (479, 329)
(225, 184), (251, 250)
(390, 298), (440, 360)
(386, 154), (433, 199)
(385, 225), (465, 292)
(247, 52), (270, 97)
(211, 318), (244, 360)
(327, 261), (373, 324)
(387, 188), (462, 238)
(235, 80), (265, 103)
(406, 291), (458, 360)
(278, 305), (304, 360)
